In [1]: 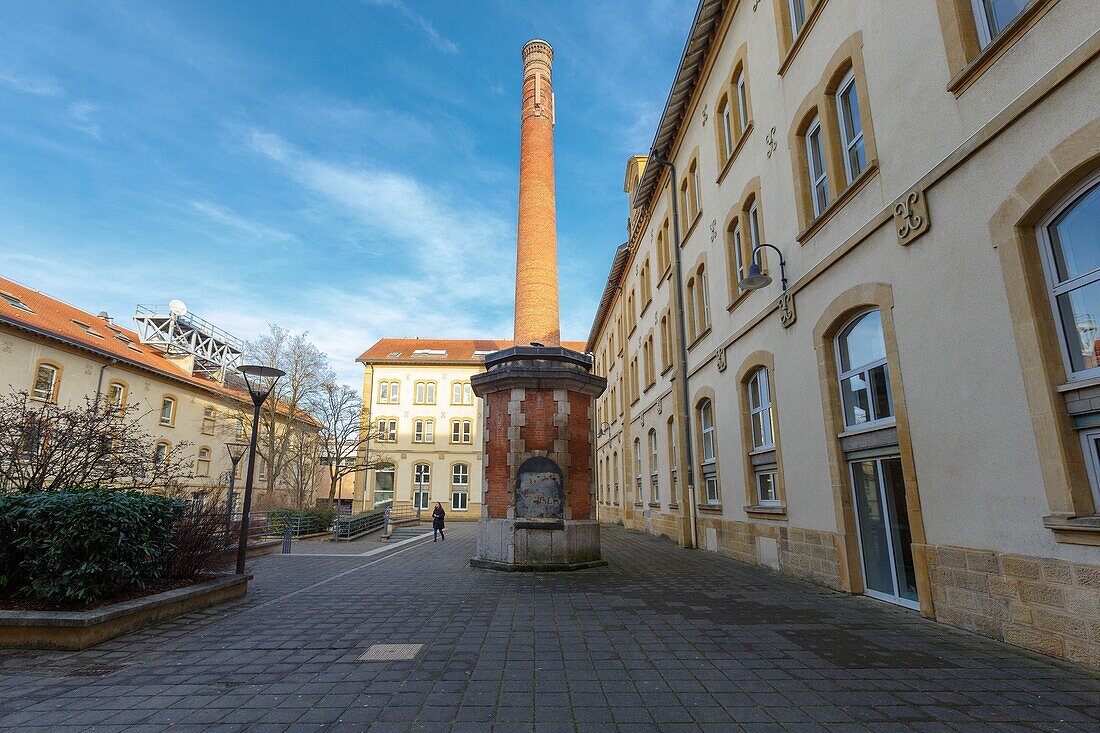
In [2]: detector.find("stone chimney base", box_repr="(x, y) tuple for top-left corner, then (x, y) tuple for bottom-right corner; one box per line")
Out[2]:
(470, 347), (607, 571)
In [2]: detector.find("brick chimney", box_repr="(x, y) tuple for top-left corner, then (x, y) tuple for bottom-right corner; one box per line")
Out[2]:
(514, 39), (560, 347)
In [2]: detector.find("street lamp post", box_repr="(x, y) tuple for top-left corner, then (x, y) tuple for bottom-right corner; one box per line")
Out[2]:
(224, 441), (248, 545)
(235, 365), (286, 575)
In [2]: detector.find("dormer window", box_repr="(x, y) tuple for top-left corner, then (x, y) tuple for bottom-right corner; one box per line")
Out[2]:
(70, 319), (104, 338)
(1, 291), (32, 312)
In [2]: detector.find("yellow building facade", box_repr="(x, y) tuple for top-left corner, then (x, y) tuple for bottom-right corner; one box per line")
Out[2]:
(590, 0), (1100, 667)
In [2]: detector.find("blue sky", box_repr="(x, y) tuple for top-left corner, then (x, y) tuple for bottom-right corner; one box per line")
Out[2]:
(0, 1), (691, 384)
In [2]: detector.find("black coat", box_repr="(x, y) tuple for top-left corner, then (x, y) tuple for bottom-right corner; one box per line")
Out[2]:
(432, 507), (446, 529)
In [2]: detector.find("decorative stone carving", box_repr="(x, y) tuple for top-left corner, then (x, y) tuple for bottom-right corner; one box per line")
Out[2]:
(701, 103), (708, 126)
(894, 188), (930, 245)
(766, 126), (778, 158)
(709, 219), (717, 242)
(716, 347), (727, 372)
(778, 291), (796, 328)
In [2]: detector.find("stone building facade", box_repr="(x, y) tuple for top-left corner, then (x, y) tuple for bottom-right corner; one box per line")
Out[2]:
(588, 0), (1100, 667)
(353, 338), (585, 518)
(0, 276), (321, 508)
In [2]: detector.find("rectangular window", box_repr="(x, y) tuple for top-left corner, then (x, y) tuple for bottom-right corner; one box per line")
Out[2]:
(413, 464), (431, 509)
(377, 418), (397, 442)
(374, 465), (395, 505)
(972, 0), (1028, 48)
(735, 71), (748, 132)
(462, 420), (472, 444)
(731, 222), (745, 290)
(649, 431), (659, 503)
(836, 70), (866, 184)
(107, 382), (125, 412)
(748, 369), (774, 450)
(196, 447), (211, 477)
(705, 476), (720, 504)
(414, 419), (433, 443)
(379, 381), (390, 404)
(756, 471), (778, 505)
(806, 118), (829, 216)
(720, 98), (733, 160)
(789, 0), (807, 36)
(154, 442), (169, 470)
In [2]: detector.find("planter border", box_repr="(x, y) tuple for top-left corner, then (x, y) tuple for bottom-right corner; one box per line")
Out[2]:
(0, 574), (251, 650)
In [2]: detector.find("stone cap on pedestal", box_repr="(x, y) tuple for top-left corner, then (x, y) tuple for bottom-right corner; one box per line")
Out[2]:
(471, 345), (606, 397)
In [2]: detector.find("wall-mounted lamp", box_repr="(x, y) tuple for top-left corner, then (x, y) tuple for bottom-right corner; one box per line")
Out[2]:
(596, 421), (611, 437)
(739, 242), (788, 291)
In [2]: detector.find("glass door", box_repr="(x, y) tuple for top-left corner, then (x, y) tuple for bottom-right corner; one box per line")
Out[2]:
(850, 456), (919, 609)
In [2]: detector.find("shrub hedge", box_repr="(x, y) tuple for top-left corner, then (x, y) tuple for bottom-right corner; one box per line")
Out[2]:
(0, 490), (187, 602)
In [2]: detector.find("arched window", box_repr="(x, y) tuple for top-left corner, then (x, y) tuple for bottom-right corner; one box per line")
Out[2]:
(805, 115), (829, 216)
(154, 441), (170, 471)
(727, 217), (746, 294)
(835, 68), (866, 184)
(376, 418), (397, 442)
(717, 94), (734, 162)
(1038, 177), (1100, 377)
(748, 368), (775, 450)
(413, 418), (434, 443)
(698, 399), (719, 504)
(685, 276), (699, 340)
(973, 0), (1028, 48)
(413, 463), (431, 509)
(836, 310), (893, 428)
(31, 362), (59, 402)
(667, 416), (678, 494)
(414, 381), (436, 405)
(107, 381), (126, 413)
(612, 451), (620, 505)
(451, 463), (469, 510)
(160, 396), (177, 426)
(649, 429), (659, 504)
(695, 264), (711, 333)
(196, 446), (211, 477)
(788, 0), (808, 37)
(633, 438), (642, 502)
(374, 463), (395, 505)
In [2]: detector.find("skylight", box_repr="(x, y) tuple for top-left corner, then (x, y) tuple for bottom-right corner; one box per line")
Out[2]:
(70, 319), (104, 338)
(0, 291), (32, 312)
(388, 351), (401, 357)
(472, 350), (494, 356)
(412, 349), (447, 357)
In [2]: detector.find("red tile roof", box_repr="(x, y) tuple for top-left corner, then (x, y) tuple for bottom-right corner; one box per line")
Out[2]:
(0, 276), (314, 425)
(358, 338), (588, 365)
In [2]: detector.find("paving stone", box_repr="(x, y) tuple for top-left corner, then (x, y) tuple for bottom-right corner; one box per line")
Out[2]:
(0, 524), (1096, 732)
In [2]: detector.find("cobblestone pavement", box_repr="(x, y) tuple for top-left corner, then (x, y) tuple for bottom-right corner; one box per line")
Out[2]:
(1, 524), (1097, 732)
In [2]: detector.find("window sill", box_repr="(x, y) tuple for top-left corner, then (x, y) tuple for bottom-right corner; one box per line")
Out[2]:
(726, 288), (752, 313)
(686, 326), (712, 352)
(697, 503), (723, 512)
(777, 0), (829, 77)
(947, 0), (1059, 97)
(745, 504), (787, 518)
(648, 502), (662, 508)
(796, 161), (879, 245)
(680, 213), (703, 247)
(1043, 513), (1100, 546)
(748, 446), (776, 456)
(660, 364), (673, 377)
(838, 418), (896, 439)
(639, 299), (653, 319)
(668, 503), (680, 510)
(627, 323), (637, 339)
(715, 122), (754, 186)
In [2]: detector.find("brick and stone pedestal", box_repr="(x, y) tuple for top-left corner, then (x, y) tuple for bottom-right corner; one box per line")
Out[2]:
(470, 347), (607, 571)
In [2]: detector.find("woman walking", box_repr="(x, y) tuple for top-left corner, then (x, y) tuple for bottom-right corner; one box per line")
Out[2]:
(432, 502), (446, 541)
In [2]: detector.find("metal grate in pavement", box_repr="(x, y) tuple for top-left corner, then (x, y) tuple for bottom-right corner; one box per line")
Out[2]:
(358, 643), (423, 661)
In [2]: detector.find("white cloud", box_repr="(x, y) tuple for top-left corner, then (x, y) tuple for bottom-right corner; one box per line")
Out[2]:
(190, 200), (294, 242)
(362, 0), (459, 55)
(0, 71), (63, 97)
(68, 101), (102, 139)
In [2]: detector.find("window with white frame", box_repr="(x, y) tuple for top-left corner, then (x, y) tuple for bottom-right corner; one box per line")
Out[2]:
(806, 116), (829, 216)
(756, 470), (779, 505)
(374, 463), (395, 505)
(667, 417), (678, 493)
(612, 452), (620, 504)
(789, 0), (808, 36)
(160, 396), (176, 426)
(748, 368), (775, 450)
(201, 407), (216, 435)
(836, 69), (866, 184)
(31, 363), (58, 402)
(414, 381), (436, 405)
(379, 380), (400, 404)
(196, 447), (211, 477)
(691, 161), (702, 219)
(836, 310), (893, 428)
(972, 0), (1029, 49)
(728, 219), (745, 292)
(735, 70), (749, 132)
(649, 429), (659, 503)
(107, 382), (125, 412)
(1037, 177), (1100, 377)
(413, 418), (434, 443)
(190, 491), (205, 512)
(634, 438), (642, 501)
(451, 463), (469, 510)
(719, 96), (733, 161)
(699, 399), (720, 504)
(413, 463), (430, 509)
(452, 381), (473, 405)
(376, 418), (397, 442)
(154, 442), (170, 471)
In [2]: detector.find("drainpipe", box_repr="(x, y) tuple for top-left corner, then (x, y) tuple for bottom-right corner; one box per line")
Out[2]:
(647, 154), (698, 549)
(94, 358), (118, 405)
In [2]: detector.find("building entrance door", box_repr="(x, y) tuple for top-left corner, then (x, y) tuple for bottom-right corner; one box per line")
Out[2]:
(849, 456), (919, 610)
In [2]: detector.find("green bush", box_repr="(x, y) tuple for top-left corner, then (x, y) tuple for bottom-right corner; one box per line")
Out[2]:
(268, 507), (334, 535)
(0, 490), (187, 602)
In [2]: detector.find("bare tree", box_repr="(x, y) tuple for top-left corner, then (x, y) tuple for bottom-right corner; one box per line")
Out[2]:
(240, 325), (332, 498)
(315, 382), (387, 509)
(0, 391), (194, 492)
(282, 427), (320, 510)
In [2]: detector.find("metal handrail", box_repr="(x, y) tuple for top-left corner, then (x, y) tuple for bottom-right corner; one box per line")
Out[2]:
(332, 509), (387, 540)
